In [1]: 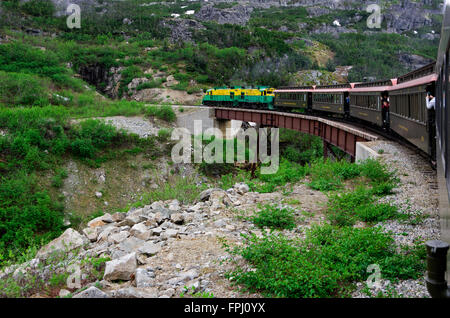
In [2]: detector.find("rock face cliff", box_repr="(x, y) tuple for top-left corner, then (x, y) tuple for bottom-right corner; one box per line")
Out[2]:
(45, 0), (442, 34)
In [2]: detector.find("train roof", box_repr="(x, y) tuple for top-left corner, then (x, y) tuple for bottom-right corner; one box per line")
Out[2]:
(397, 62), (436, 84)
(274, 64), (437, 94)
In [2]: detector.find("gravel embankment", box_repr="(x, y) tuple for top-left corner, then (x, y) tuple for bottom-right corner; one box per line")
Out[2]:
(352, 140), (440, 298)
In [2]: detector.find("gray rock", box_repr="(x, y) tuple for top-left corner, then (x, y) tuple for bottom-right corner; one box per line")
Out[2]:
(234, 182), (250, 194)
(170, 213), (184, 225)
(194, 4), (253, 26)
(36, 228), (88, 260)
(73, 286), (108, 298)
(112, 212), (126, 222)
(108, 231), (130, 244)
(83, 227), (98, 242)
(159, 18), (206, 43)
(130, 223), (152, 240)
(111, 287), (158, 298)
(214, 219), (227, 228)
(59, 289), (71, 298)
(164, 229), (179, 238)
(198, 188), (225, 202)
(399, 53), (434, 72)
(168, 199), (181, 212)
(135, 268), (155, 288)
(116, 236), (146, 254)
(152, 227), (163, 236)
(138, 242), (161, 256)
(103, 252), (137, 281)
(97, 225), (119, 242)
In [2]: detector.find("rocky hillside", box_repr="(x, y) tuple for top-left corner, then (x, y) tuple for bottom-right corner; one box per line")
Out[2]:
(0, 0), (441, 96)
(0, 140), (440, 298)
(0, 0), (444, 299)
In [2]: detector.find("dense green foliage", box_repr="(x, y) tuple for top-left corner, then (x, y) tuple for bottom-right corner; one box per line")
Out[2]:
(145, 105), (176, 122)
(315, 33), (438, 82)
(326, 187), (401, 226)
(251, 204), (297, 230)
(0, 105), (167, 265)
(224, 225), (425, 297)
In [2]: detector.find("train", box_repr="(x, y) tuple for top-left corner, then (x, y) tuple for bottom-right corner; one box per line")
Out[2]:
(202, 63), (437, 160)
(202, 86), (275, 109)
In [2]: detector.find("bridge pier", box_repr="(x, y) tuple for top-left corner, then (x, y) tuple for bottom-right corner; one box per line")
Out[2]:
(211, 107), (243, 139)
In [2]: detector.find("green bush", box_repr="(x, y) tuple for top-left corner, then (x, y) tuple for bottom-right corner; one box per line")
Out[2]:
(356, 203), (399, 223)
(326, 187), (373, 226)
(0, 71), (49, 106)
(0, 173), (65, 265)
(251, 204), (296, 230)
(251, 159), (308, 193)
(326, 186), (401, 226)
(225, 225), (425, 297)
(21, 0), (55, 17)
(145, 105), (176, 122)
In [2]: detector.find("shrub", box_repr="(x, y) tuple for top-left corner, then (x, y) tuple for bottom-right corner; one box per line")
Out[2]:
(21, 0), (55, 17)
(251, 204), (297, 230)
(0, 173), (65, 266)
(70, 138), (96, 158)
(51, 169), (68, 188)
(157, 128), (172, 142)
(326, 186), (401, 226)
(252, 159), (308, 193)
(326, 187), (373, 226)
(359, 159), (398, 195)
(0, 71), (49, 106)
(145, 105), (176, 122)
(356, 203), (399, 223)
(224, 225), (425, 297)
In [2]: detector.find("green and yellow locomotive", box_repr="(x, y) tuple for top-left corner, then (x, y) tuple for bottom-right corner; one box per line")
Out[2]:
(202, 86), (275, 109)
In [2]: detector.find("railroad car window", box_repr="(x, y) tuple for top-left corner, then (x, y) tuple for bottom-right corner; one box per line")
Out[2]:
(368, 95), (378, 110)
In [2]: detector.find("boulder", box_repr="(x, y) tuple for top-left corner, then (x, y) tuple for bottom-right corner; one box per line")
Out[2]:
(103, 253), (137, 281)
(135, 268), (156, 288)
(234, 182), (250, 195)
(36, 229), (88, 260)
(130, 223), (152, 240)
(97, 225), (120, 242)
(87, 213), (113, 228)
(82, 227), (98, 242)
(112, 212), (126, 222)
(73, 286), (109, 298)
(198, 188), (225, 202)
(108, 231), (130, 244)
(110, 287), (158, 298)
(138, 242), (161, 256)
(170, 213), (184, 225)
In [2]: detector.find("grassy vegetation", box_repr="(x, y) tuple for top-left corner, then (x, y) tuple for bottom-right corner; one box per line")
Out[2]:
(219, 153), (423, 297)
(133, 177), (207, 208)
(314, 33), (439, 82)
(251, 204), (297, 231)
(145, 104), (176, 123)
(0, 104), (169, 266)
(223, 226), (425, 298)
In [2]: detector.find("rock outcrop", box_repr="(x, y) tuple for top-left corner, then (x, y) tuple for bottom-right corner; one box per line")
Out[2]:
(399, 53), (435, 71)
(194, 4), (253, 26)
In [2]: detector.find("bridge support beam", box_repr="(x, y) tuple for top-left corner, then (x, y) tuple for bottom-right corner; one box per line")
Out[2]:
(212, 107), (378, 158)
(323, 140), (329, 159)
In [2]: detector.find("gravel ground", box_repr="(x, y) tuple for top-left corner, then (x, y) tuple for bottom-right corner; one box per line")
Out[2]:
(73, 116), (166, 138)
(351, 140), (440, 298)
